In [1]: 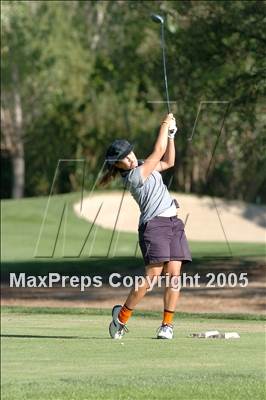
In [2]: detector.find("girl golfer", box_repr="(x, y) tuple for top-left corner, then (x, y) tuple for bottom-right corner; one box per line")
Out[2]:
(101, 113), (192, 339)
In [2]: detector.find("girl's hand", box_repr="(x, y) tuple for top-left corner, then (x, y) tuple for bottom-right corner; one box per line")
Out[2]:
(162, 113), (175, 126)
(168, 118), (178, 138)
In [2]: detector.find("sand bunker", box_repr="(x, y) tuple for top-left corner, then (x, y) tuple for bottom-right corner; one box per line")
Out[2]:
(73, 191), (266, 243)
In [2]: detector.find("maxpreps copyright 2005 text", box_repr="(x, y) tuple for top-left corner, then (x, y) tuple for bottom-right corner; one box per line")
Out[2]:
(9, 272), (249, 292)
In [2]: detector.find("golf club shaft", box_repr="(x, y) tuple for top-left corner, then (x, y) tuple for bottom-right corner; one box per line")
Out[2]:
(160, 23), (171, 114)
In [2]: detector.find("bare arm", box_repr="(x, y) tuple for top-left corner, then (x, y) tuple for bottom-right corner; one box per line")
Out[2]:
(139, 113), (174, 182)
(155, 137), (175, 172)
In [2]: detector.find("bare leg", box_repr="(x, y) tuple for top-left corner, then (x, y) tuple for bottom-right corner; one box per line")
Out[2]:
(124, 263), (164, 309)
(163, 261), (182, 311)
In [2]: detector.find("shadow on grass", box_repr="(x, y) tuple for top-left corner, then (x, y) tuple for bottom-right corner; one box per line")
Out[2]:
(1, 256), (264, 282)
(0, 334), (110, 340)
(1, 257), (144, 281)
(2, 306), (265, 321)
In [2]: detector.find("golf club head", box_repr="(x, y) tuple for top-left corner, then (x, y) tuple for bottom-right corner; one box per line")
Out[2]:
(151, 14), (164, 24)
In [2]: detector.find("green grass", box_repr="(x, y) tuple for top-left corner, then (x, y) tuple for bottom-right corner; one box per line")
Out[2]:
(1, 193), (265, 283)
(1, 307), (265, 400)
(2, 306), (266, 321)
(1, 192), (137, 261)
(2, 193), (265, 262)
(2, 191), (265, 399)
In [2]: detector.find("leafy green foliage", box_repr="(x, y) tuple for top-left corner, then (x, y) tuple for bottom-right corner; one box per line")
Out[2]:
(1, 0), (265, 201)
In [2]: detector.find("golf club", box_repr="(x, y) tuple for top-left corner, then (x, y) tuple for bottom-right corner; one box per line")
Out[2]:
(151, 13), (171, 114)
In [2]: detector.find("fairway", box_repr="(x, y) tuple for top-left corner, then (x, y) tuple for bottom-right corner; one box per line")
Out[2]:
(2, 193), (265, 263)
(1, 307), (265, 400)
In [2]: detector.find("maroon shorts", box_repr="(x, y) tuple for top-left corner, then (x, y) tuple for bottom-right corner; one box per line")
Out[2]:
(138, 215), (192, 266)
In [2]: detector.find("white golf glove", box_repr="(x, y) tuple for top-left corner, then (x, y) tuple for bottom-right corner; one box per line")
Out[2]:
(168, 118), (178, 139)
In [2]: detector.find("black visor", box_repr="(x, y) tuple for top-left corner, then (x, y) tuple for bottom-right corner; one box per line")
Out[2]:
(105, 139), (134, 166)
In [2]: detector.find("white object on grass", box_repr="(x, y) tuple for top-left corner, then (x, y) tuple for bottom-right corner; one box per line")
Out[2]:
(220, 332), (240, 339)
(189, 331), (240, 339)
(190, 330), (220, 338)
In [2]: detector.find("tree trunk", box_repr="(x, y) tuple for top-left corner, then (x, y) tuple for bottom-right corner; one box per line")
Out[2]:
(11, 154), (24, 198)
(11, 66), (25, 198)
(92, 2), (107, 50)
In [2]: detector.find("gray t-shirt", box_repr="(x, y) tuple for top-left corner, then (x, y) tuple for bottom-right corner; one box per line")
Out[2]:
(121, 161), (177, 227)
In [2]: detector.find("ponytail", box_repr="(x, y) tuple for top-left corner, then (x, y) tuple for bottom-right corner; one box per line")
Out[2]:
(98, 164), (120, 187)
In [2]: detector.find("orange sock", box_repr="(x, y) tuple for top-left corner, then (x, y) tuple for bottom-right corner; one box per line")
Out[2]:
(118, 304), (133, 325)
(162, 309), (174, 325)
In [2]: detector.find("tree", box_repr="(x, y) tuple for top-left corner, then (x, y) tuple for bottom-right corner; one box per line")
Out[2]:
(1, 0), (265, 202)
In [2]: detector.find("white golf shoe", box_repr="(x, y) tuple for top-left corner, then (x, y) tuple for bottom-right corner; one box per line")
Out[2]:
(157, 324), (174, 339)
(109, 305), (128, 340)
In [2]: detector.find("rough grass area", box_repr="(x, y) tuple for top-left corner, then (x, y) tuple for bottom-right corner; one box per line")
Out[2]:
(2, 193), (265, 262)
(1, 307), (265, 400)
(1, 194), (265, 283)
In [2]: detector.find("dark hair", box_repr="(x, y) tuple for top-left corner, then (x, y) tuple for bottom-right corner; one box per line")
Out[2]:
(98, 164), (121, 187)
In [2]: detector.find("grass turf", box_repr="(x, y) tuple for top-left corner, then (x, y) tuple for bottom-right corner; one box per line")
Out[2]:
(2, 193), (265, 262)
(2, 195), (265, 398)
(1, 194), (265, 283)
(1, 307), (265, 400)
